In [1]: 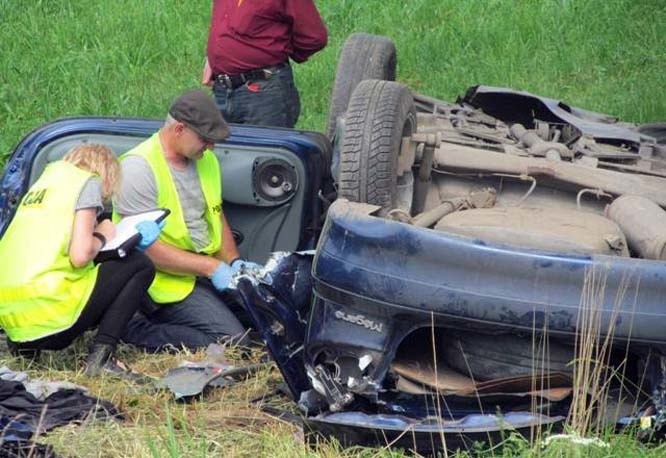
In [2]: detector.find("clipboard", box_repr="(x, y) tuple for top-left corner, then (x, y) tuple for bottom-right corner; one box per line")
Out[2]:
(95, 208), (170, 262)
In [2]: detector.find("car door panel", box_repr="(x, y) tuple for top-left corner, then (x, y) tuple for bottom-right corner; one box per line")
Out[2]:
(0, 118), (330, 265)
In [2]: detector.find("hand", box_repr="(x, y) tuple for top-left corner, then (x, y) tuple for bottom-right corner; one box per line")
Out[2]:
(135, 220), (164, 250)
(231, 259), (263, 272)
(202, 58), (213, 87)
(210, 262), (234, 291)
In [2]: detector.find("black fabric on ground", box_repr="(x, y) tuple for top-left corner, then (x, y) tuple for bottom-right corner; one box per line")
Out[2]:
(0, 440), (60, 458)
(0, 416), (33, 441)
(0, 379), (121, 433)
(0, 416), (62, 457)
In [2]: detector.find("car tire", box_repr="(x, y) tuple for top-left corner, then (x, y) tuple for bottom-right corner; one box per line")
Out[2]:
(337, 79), (417, 216)
(441, 332), (575, 381)
(326, 33), (397, 139)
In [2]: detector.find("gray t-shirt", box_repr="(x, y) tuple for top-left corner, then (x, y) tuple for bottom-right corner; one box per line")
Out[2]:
(76, 177), (104, 215)
(114, 155), (210, 250)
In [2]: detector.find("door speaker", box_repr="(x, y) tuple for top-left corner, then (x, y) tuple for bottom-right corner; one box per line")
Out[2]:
(252, 158), (298, 203)
(252, 158), (298, 202)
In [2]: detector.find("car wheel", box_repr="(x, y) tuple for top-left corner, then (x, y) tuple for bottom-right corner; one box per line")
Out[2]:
(337, 79), (417, 216)
(326, 33), (397, 139)
(441, 332), (575, 381)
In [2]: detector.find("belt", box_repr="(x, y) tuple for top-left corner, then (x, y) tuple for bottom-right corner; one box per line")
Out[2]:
(214, 62), (288, 90)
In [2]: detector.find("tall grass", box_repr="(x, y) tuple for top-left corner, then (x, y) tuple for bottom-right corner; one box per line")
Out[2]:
(1, 0), (665, 167)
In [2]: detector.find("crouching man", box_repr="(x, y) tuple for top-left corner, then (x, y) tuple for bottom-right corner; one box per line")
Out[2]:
(114, 89), (260, 351)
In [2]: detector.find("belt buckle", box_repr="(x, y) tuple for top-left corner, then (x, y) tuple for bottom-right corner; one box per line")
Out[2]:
(223, 74), (233, 88)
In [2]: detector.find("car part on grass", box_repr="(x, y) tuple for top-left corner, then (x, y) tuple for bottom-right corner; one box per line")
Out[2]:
(155, 343), (270, 399)
(157, 362), (269, 400)
(326, 33), (396, 139)
(606, 195), (666, 260)
(337, 79), (416, 216)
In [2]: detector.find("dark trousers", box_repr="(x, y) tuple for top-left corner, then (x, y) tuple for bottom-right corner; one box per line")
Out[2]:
(212, 64), (301, 128)
(13, 251), (155, 351)
(122, 279), (249, 352)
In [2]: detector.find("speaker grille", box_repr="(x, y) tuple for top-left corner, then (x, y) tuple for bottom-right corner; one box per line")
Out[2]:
(252, 158), (298, 202)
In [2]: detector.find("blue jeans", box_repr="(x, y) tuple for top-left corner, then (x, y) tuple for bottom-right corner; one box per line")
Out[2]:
(212, 64), (300, 128)
(122, 279), (248, 352)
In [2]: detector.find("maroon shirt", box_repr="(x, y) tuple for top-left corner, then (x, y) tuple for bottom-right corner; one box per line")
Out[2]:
(206, 0), (328, 75)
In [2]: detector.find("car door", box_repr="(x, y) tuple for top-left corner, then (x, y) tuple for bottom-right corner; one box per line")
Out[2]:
(0, 118), (331, 263)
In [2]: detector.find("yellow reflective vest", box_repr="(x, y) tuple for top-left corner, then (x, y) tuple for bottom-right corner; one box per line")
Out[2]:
(115, 134), (222, 303)
(0, 161), (100, 342)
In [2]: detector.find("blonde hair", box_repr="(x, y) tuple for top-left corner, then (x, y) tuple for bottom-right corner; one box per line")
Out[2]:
(62, 144), (121, 199)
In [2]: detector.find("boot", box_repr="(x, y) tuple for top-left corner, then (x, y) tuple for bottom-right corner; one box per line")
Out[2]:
(6, 339), (40, 360)
(84, 343), (148, 382)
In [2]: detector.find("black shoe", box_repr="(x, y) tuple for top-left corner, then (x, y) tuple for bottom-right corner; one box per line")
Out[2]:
(85, 343), (148, 382)
(6, 339), (40, 360)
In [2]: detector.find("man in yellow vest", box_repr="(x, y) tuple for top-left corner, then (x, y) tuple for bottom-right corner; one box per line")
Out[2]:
(114, 89), (259, 351)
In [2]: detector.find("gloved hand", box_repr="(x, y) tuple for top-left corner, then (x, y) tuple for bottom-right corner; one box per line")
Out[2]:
(135, 220), (165, 250)
(210, 259), (262, 291)
(230, 258), (263, 272)
(210, 262), (235, 291)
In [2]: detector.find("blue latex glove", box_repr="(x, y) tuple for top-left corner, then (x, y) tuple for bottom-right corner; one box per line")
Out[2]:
(230, 258), (262, 272)
(210, 262), (235, 291)
(135, 220), (164, 250)
(210, 259), (262, 291)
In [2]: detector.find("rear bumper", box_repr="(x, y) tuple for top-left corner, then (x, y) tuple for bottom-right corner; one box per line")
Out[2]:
(311, 200), (666, 347)
(306, 200), (666, 394)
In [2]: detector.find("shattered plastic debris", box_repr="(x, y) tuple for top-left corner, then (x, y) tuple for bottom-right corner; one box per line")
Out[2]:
(156, 343), (270, 399)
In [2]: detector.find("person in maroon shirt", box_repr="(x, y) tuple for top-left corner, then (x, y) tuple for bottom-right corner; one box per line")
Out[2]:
(202, 0), (328, 128)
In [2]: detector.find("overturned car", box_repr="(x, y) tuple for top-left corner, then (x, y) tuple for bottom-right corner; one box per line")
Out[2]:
(236, 35), (666, 453)
(1, 33), (666, 455)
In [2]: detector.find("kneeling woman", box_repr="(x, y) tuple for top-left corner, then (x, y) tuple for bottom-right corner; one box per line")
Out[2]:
(0, 144), (160, 379)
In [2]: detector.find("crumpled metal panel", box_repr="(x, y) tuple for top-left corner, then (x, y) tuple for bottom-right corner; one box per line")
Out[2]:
(235, 251), (315, 399)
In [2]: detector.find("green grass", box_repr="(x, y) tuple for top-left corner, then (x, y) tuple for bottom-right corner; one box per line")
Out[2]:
(2, 0), (666, 456)
(1, 0), (665, 166)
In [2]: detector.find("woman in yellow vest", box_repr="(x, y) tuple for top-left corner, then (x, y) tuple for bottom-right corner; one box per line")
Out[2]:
(0, 144), (161, 380)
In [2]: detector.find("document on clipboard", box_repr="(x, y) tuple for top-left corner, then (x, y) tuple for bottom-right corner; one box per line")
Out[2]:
(95, 208), (170, 262)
